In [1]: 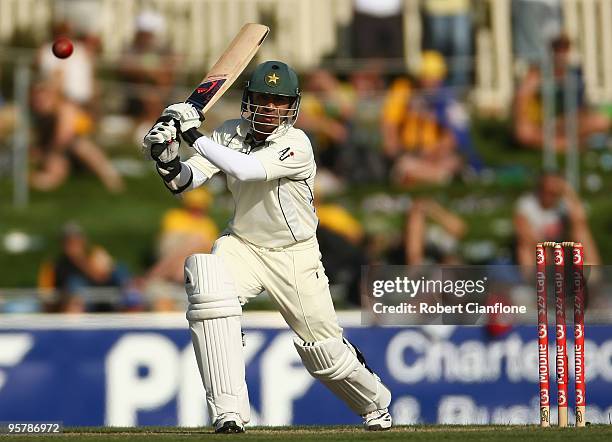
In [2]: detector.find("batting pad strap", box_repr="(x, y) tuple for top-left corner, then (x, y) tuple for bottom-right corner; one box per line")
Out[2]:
(185, 254), (242, 320)
(294, 337), (392, 415)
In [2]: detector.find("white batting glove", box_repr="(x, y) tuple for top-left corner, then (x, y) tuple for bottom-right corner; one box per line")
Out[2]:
(162, 102), (204, 132)
(142, 119), (180, 164)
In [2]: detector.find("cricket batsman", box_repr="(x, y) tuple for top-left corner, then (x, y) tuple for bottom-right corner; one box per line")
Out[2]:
(142, 61), (392, 433)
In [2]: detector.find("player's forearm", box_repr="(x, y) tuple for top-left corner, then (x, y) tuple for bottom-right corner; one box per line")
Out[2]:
(193, 135), (266, 181)
(157, 162), (208, 194)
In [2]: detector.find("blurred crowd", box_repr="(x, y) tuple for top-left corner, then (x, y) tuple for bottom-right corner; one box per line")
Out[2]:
(0, 0), (610, 313)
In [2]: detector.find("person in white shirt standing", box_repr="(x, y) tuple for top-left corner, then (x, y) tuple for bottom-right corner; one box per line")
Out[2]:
(142, 61), (392, 433)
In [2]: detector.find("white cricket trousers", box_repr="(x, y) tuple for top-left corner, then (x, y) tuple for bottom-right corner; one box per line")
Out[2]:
(212, 233), (343, 342)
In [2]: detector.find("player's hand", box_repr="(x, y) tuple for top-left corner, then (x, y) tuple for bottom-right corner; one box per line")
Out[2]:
(162, 103), (204, 133)
(142, 119), (180, 164)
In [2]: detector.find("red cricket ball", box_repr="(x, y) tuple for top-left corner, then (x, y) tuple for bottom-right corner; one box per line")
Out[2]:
(52, 37), (74, 59)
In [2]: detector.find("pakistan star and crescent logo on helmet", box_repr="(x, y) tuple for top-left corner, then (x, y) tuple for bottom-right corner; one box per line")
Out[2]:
(266, 72), (280, 87)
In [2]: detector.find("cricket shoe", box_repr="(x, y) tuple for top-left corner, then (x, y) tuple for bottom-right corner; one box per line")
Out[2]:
(362, 408), (392, 431)
(214, 413), (245, 434)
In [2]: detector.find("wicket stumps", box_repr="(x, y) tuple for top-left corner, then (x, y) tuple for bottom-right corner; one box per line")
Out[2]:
(536, 242), (586, 428)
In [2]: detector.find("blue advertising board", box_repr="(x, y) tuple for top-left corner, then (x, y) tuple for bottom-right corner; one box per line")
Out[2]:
(0, 313), (610, 426)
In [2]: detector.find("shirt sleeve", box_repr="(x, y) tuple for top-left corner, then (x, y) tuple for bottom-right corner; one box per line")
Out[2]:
(251, 138), (314, 181)
(192, 135), (266, 181)
(182, 128), (227, 180)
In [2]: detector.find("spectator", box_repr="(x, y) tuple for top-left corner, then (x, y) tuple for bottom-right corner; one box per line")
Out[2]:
(45, 222), (131, 313)
(297, 69), (353, 180)
(352, 0), (404, 59)
(146, 188), (219, 284)
(0, 92), (16, 142)
(512, 0), (562, 63)
(344, 64), (389, 183)
(387, 198), (467, 265)
(514, 34), (610, 151)
(513, 172), (601, 267)
(143, 188), (218, 311)
(298, 66), (387, 184)
(118, 11), (176, 141)
(422, 0), (473, 88)
(29, 81), (124, 192)
(381, 51), (468, 187)
(316, 198), (369, 306)
(405, 198), (467, 264)
(317, 201), (365, 245)
(38, 21), (97, 111)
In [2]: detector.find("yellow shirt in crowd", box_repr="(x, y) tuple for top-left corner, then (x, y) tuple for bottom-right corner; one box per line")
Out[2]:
(316, 203), (364, 244)
(382, 78), (444, 152)
(162, 209), (219, 243)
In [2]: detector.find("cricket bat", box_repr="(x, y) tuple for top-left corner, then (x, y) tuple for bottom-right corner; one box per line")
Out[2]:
(185, 23), (270, 112)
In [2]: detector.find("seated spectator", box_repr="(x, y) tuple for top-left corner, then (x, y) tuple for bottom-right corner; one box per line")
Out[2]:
(405, 198), (467, 265)
(144, 188), (218, 310)
(513, 172), (601, 266)
(297, 69), (354, 178)
(0, 65), (17, 141)
(42, 222), (131, 313)
(0, 95), (16, 142)
(29, 81), (124, 192)
(0, 68), (17, 177)
(299, 67), (389, 184)
(317, 201), (365, 245)
(514, 35), (610, 151)
(344, 64), (388, 183)
(387, 198), (467, 265)
(316, 198), (369, 306)
(38, 21), (97, 111)
(118, 11), (176, 141)
(382, 51), (471, 187)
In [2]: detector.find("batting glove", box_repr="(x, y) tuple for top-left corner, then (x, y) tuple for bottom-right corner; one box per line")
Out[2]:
(162, 102), (204, 133)
(142, 118), (180, 164)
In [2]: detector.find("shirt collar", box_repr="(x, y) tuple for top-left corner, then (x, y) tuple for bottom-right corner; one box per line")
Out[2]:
(236, 120), (250, 138)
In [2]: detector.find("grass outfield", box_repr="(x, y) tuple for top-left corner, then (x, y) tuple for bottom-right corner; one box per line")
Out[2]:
(10, 426), (612, 441)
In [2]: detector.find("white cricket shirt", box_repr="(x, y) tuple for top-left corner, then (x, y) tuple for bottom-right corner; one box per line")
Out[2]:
(185, 119), (318, 248)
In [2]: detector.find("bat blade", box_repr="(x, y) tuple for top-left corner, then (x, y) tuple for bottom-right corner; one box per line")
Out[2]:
(186, 23), (269, 113)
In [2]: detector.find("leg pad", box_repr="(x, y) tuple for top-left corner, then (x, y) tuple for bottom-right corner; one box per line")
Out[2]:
(294, 337), (391, 415)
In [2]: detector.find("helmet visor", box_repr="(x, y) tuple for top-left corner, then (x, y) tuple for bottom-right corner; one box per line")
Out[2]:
(241, 92), (300, 135)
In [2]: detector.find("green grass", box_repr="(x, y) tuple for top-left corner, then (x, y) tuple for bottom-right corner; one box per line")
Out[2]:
(7, 425), (612, 441)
